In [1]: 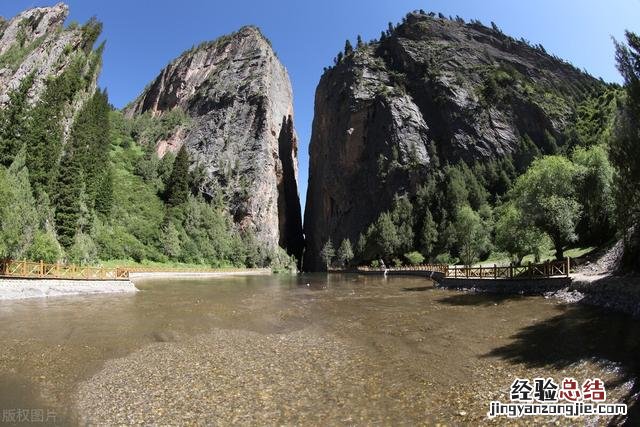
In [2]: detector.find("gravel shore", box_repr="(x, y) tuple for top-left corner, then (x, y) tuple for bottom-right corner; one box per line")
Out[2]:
(0, 278), (137, 300)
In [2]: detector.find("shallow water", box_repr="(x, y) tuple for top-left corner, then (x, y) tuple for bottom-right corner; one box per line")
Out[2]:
(0, 274), (638, 425)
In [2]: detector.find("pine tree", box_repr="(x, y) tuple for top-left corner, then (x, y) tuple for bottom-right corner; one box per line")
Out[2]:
(94, 166), (113, 218)
(68, 89), (111, 208)
(613, 31), (640, 270)
(419, 208), (438, 258)
(0, 73), (34, 166)
(0, 148), (39, 259)
(337, 239), (354, 267)
(165, 145), (190, 207)
(25, 57), (85, 193)
(320, 239), (335, 269)
(356, 35), (363, 49)
(344, 39), (353, 56)
(54, 148), (83, 248)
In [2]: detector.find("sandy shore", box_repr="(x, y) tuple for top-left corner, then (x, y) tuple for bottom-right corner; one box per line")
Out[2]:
(0, 278), (138, 300)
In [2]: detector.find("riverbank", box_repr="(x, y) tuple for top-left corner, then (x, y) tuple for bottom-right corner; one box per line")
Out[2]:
(0, 278), (137, 300)
(0, 269), (272, 300)
(549, 273), (640, 318)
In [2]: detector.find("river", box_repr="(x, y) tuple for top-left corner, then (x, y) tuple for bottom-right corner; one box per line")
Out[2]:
(0, 274), (638, 425)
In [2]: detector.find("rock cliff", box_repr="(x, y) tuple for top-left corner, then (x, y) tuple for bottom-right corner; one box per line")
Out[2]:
(303, 12), (604, 270)
(125, 27), (304, 259)
(0, 2), (102, 140)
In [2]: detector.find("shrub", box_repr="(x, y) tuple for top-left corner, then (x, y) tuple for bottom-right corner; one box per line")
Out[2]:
(68, 232), (98, 265)
(27, 230), (62, 263)
(404, 251), (425, 265)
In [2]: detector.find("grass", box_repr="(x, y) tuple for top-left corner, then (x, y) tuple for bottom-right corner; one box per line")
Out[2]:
(474, 246), (597, 267)
(98, 259), (239, 270)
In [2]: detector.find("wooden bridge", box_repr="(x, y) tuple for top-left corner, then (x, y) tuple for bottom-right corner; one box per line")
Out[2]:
(355, 258), (571, 280)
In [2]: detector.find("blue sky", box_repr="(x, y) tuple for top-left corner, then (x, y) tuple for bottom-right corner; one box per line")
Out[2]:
(2, 1), (639, 211)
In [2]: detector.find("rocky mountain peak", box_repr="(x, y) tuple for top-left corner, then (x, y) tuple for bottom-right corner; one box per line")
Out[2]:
(126, 27), (304, 260)
(303, 11), (604, 270)
(0, 2), (69, 57)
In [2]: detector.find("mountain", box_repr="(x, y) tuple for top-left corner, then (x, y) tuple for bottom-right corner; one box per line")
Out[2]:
(125, 26), (304, 261)
(303, 11), (606, 271)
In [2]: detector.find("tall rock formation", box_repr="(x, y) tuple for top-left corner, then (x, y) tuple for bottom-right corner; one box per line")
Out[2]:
(303, 12), (604, 270)
(0, 2), (102, 139)
(125, 26), (304, 260)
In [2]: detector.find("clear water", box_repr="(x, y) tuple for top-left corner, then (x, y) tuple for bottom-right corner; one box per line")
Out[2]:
(0, 274), (638, 425)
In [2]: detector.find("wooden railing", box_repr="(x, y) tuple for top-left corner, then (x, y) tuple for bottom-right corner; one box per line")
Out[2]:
(446, 258), (570, 279)
(0, 259), (130, 281)
(357, 264), (449, 274)
(356, 258), (571, 280)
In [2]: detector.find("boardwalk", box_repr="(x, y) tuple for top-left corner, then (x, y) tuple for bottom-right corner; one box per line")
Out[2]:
(355, 258), (571, 280)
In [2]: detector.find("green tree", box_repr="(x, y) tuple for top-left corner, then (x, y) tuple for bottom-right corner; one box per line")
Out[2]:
(94, 166), (114, 218)
(344, 39), (354, 56)
(320, 239), (335, 269)
(336, 239), (354, 267)
(370, 212), (399, 261)
(27, 229), (62, 263)
(404, 251), (425, 265)
(419, 208), (438, 259)
(160, 221), (182, 259)
(390, 195), (414, 255)
(572, 146), (615, 244)
(68, 89), (111, 207)
(452, 205), (491, 266)
(0, 150), (39, 259)
(54, 148), (84, 248)
(514, 134), (541, 173)
(494, 203), (549, 265)
(0, 73), (34, 166)
(165, 145), (190, 207)
(613, 31), (640, 270)
(25, 57), (85, 193)
(68, 232), (98, 265)
(511, 156), (581, 260)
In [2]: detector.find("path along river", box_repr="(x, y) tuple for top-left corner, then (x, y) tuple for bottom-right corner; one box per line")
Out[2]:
(0, 274), (638, 425)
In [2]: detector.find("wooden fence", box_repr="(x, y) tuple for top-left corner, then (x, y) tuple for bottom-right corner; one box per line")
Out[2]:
(356, 258), (571, 280)
(0, 259), (130, 281)
(0, 260), (268, 281)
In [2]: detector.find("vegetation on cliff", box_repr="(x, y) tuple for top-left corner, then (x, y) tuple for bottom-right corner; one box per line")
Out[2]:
(313, 11), (624, 270)
(0, 14), (296, 271)
(612, 31), (640, 271)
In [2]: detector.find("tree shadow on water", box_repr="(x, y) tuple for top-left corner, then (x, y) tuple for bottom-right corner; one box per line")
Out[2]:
(437, 293), (526, 306)
(402, 286), (432, 292)
(484, 305), (640, 425)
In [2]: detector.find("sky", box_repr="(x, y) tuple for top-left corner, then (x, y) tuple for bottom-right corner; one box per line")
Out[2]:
(2, 0), (639, 212)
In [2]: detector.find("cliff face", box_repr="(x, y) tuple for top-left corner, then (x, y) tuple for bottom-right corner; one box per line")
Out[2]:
(0, 3), (101, 139)
(126, 27), (304, 259)
(303, 12), (603, 271)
